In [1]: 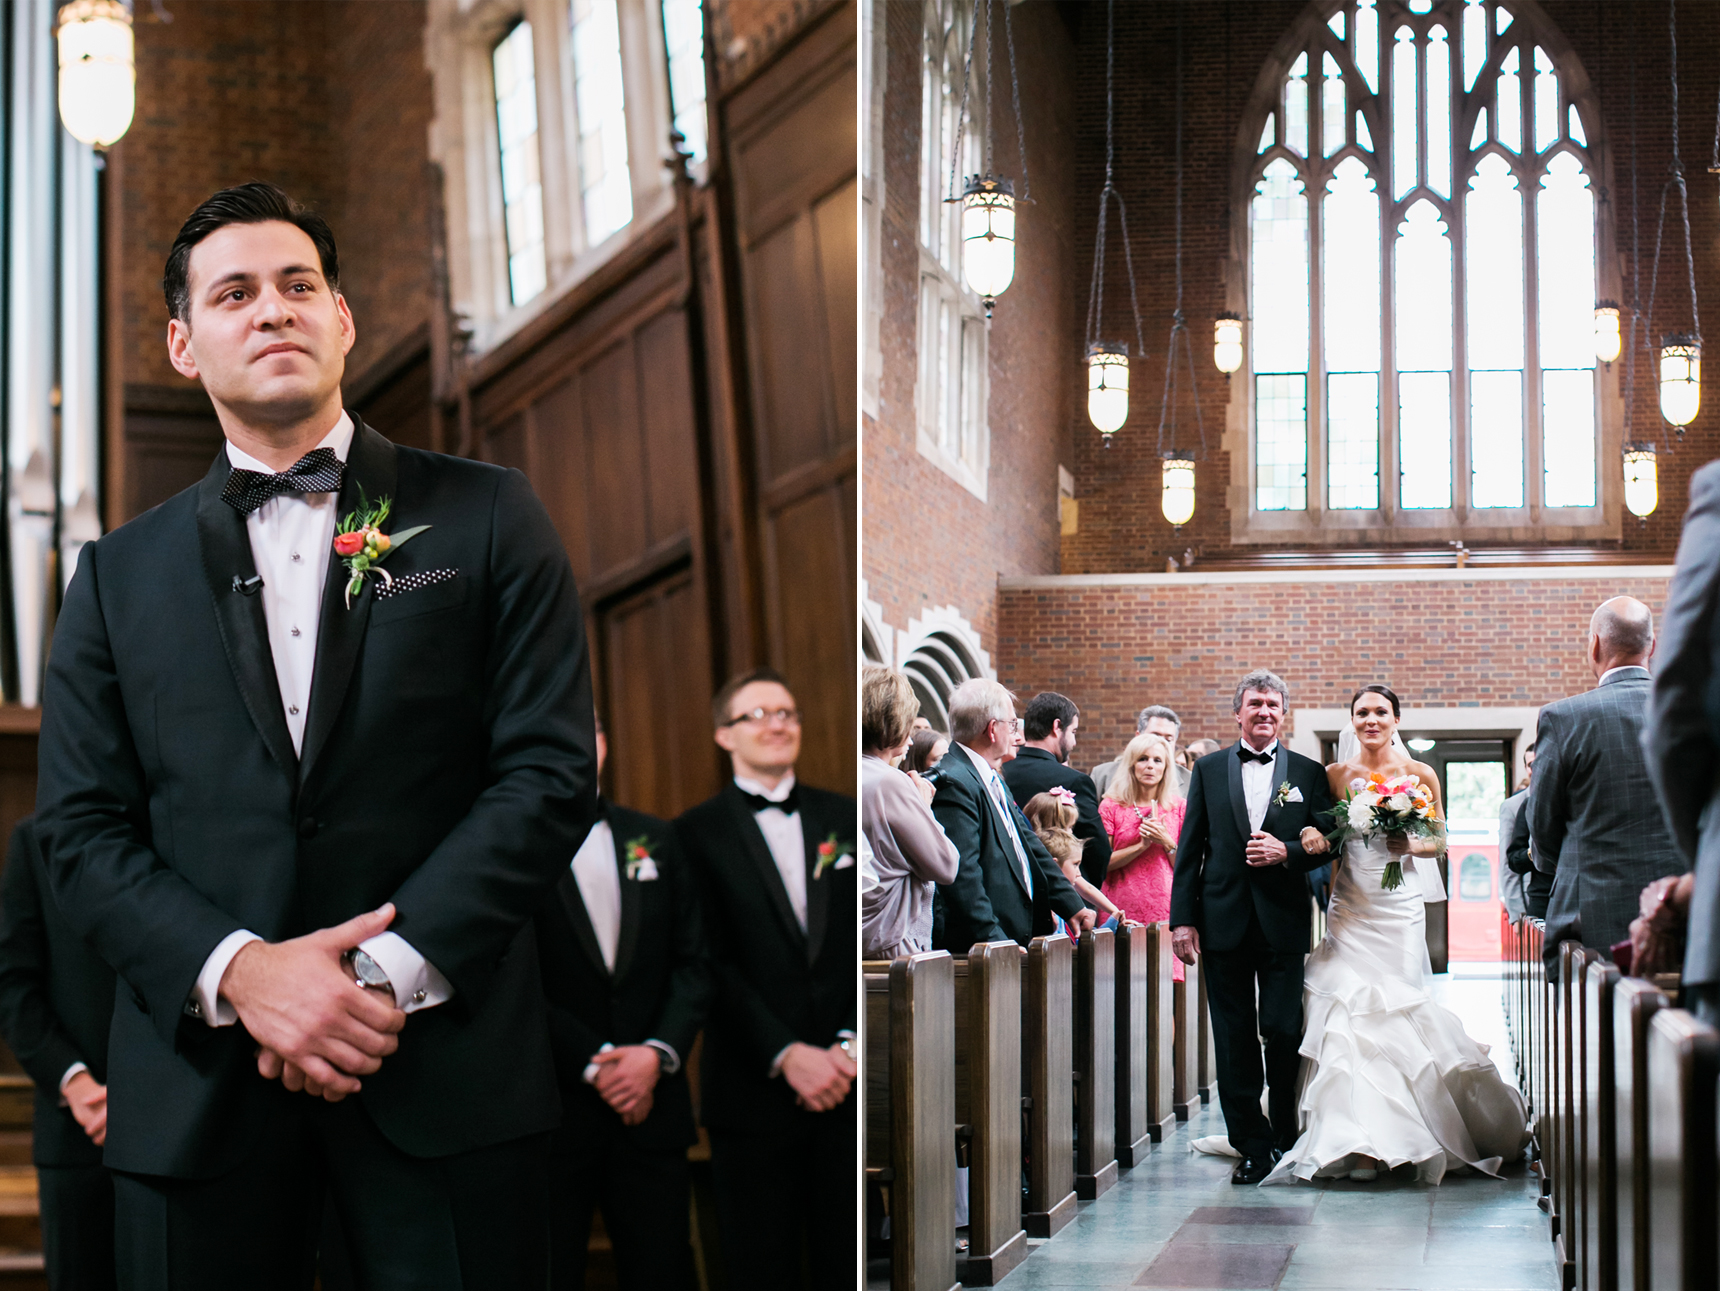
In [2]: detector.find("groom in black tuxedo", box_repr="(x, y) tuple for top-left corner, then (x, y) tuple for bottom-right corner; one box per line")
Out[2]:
(1169, 669), (1334, 1183)
(35, 184), (597, 1288)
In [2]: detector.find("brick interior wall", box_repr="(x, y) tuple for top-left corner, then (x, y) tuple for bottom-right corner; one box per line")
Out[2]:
(864, 0), (1079, 652)
(120, 1), (433, 394)
(995, 572), (1672, 763)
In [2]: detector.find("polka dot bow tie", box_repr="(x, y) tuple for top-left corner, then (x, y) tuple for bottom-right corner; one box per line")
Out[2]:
(221, 447), (345, 517)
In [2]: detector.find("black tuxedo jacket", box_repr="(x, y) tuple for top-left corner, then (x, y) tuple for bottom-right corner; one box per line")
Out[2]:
(676, 782), (855, 1135)
(1169, 743), (1335, 954)
(1000, 746), (1112, 890)
(35, 418), (599, 1178)
(0, 818), (115, 1167)
(534, 800), (710, 1154)
(931, 747), (1086, 951)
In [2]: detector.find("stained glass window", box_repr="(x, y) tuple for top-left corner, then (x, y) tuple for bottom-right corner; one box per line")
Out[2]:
(1245, 0), (1600, 521)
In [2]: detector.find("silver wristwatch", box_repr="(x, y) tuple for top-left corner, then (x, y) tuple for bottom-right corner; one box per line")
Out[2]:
(348, 949), (392, 993)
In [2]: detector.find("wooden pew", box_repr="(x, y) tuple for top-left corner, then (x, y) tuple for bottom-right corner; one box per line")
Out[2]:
(1172, 956), (1201, 1121)
(1581, 957), (1619, 1291)
(1645, 1009), (1719, 1291)
(1612, 976), (1670, 1291)
(1074, 927), (1117, 1200)
(1197, 965), (1215, 1106)
(953, 943), (1027, 1287)
(862, 953), (958, 1291)
(1022, 933), (1076, 1238)
(1558, 945), (1594, 1291)
(1112, 922), (1150, 1166)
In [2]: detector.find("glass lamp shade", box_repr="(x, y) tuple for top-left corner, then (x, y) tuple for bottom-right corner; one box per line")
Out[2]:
(1214, 313), (1244, 374)
(55, 0), (135, 148)
(1086, 343), (1129, 434)
(1593, 302), (1622, 364)
(1161, 458), (1196, 526)
(961, 176), (1016, 305)
(1623, 443), (1658, 519)
(1660, 335), (1701, 427)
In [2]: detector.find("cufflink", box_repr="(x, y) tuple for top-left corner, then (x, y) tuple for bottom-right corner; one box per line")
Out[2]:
(412, 990), (426, 1004)
(183, 998), (203, 1018)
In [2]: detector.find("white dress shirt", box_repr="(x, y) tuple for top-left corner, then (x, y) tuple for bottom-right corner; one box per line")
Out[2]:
(191, 414), (452, 1023)
(737, 772), (807, 932)
(1239, 739), (1279, 833)
(957, 742), (1033, 893)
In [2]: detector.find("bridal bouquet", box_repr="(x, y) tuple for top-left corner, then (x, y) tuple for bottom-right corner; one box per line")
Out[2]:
(1320, 773), (1445, 890)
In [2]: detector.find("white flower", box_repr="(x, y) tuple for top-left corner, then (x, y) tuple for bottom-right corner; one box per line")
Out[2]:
(1347, 798), (1373, 830)
(1387, 793), (1411, 814)
(1349, 777), (1367, 792)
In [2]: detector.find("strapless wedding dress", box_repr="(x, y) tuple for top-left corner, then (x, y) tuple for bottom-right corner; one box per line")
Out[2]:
(1263, 835), (1527, 1185)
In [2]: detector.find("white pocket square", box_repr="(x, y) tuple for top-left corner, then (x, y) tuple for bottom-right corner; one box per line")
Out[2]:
(1287, 786), (1304, 803)
(834, 855), (855, 870)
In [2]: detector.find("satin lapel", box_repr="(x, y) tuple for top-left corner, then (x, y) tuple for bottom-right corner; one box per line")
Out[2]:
(802, 796), (831, 965)
(195, 451), (298, 779)
(556, 869), (611, 978)
(1226, 745), (1250, 843)
(611, 820), (644, 982)
(1262, 745), (1291, 835)
(724, 788), (807, 950)
(299, 420), (397, 786)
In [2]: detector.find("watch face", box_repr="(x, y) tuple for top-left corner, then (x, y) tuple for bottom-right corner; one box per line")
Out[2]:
(351, 951), (390, 989)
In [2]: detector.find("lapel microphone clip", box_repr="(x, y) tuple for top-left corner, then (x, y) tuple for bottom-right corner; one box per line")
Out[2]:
(232, 575), (265, 597)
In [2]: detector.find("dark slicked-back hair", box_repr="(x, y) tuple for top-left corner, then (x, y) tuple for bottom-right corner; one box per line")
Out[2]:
(710, 666), (794, 729)
(163, 182), (339, 323)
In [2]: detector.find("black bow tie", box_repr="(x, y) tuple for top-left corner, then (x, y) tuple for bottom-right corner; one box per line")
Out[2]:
(740, 785), (800, 815)
(222, 447), (345, 516)
(1236, 745), (1275, 765)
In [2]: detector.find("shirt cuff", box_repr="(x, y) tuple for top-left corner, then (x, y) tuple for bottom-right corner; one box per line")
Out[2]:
(582, 1042), (615, 1085)
(188, 929), (263, 1026)
(644, 1039), (680, 1074)
(358, 932), (453, 1012)
(57, 1062), (89, 1105)
(768, 1043), (794, 1079)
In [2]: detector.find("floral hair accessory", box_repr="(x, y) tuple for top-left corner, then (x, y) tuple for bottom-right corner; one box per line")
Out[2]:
(1047, 786), (1077, 807)
(333, 490), (430, 608)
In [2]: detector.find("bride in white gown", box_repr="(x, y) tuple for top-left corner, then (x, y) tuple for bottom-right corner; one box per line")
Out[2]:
(1262, 684), (1528, 1186)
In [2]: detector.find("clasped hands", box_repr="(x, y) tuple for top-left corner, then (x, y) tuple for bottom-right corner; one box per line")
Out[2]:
(779, 1040), (858, 1112)
(219, 904), (407, 1102)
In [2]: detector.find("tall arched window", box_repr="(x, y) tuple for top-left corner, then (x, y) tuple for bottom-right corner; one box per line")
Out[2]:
(1237, 0), (1613, 539)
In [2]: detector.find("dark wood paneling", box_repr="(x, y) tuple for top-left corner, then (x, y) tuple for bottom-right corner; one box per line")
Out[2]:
(347, 339), (434, 452)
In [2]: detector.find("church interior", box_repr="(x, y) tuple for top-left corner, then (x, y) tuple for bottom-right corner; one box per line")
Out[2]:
(862, 1), (1720, 1289)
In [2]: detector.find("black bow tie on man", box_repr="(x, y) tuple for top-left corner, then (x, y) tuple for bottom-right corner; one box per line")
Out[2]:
(740, 785), (800, 815)
(1236, 745), (1274, 764)
(220, 446), (344, 516)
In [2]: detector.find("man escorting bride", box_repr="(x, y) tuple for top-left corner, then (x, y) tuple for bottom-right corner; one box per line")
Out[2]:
(1171, 670), (1526, 1188)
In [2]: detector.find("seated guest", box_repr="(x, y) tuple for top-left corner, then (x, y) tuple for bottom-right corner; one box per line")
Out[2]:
(0, 816), (116, 1291)
(1499, 744), (1538, 925)
(1022, 791), (1123, 929)
(677, 668), (856, 1291)
(862, 668), (959, 959)
(534, 719), (711, 1291)
(1002, 692), (1112, 889)
(905, 728), (948, 775)
(1091, 705), (1188, 799)
(1098, 735), (1187, 979)
(1531, 597), (1686, 967)
(931, 679), (1095, 951)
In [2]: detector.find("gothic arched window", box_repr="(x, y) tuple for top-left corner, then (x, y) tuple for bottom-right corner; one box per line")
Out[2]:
(1238, 0), (1612, 538)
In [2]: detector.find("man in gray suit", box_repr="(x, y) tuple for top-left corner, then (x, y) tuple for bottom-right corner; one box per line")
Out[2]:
(1644, 460), (1720, 1022)
(1091, 705), (1190, 798)
(1531, 597), (1687, 968)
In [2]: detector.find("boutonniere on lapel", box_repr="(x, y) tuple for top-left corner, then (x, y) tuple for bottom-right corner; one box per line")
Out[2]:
(332, 493), (431, 608)
(623, 837), (660, 882)
(814, 834), (854, 879)
(1273, 781), (1304, 807)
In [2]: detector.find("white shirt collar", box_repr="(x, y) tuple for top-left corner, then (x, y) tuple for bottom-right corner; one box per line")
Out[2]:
(224, 410), (354, 476)
(734, 771), (797, 804)
(957, 741), (1000, 780)
(1598, 664), (1649, 686)
(1239, 737), (1279, 758)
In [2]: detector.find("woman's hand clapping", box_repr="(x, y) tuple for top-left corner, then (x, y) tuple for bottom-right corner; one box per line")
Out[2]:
(1138, 809), (1177, 852)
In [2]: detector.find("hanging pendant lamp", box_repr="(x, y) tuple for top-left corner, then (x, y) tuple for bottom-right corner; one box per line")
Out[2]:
(1659, 334), (1701, 426)
(1644, 0), (1701, 434)
(1214, 312), (1245, 374)
(946, 0), (1031, 319)
(1593, 302), (1622, 363)
(1623, 443), (1659, 519)
(56, 0), (135, 148)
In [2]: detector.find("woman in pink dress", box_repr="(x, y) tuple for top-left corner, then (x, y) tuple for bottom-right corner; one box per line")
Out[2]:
(1099, 733), (1188, 979)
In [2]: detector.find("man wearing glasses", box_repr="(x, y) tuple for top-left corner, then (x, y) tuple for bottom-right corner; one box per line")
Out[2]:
(675, 668), (856, 1291)
(932, 679), (1096, 952)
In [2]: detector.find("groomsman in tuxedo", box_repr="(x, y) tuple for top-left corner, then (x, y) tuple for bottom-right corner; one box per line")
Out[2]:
(0, 817), (117, 1290)
(1002, 691), (1112, 888)
(537, 717), (710, 1290)
(35, 183), (597, 1288)
(932, 679), (1096, 951)
(1169, 670), (1334, 1183)
(675, 669), (856, 1291)
(1531, 597), (1684, 968)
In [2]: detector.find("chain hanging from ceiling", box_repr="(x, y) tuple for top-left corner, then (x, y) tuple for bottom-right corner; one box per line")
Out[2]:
(946, 0), (1031, 318)
(1154, 8), (1205, 528)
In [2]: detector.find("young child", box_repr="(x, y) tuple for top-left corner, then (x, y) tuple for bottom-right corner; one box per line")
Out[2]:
(1022, 788), (1124, 931)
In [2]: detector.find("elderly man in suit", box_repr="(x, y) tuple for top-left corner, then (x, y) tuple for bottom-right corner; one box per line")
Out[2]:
(1001, 691), (1112, 889)
(932, 679), (1096, 951)
(1092, 706), (1189, 800)
(1643, 461), (1720, 1020)
(1531, 597), (1686, 969)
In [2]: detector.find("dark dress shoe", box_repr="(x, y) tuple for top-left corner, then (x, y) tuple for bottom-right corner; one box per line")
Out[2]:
(1231, 1156), (1273, 1185)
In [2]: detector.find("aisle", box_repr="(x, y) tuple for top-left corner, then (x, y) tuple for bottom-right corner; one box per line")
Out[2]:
(997, 969), (1555, 1291)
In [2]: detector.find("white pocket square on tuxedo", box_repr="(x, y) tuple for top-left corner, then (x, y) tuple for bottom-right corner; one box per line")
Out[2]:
(1286, 786), (1304, 803)
(834, 855), (855, 870)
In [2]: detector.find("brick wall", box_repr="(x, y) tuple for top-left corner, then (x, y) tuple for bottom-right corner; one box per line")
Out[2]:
(119, 2), (433, 394)
(864, 0), (1078, 654)
(994, 570), (1673, 762)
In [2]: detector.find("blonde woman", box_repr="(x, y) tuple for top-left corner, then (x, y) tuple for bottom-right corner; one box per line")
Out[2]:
(1022, 790), (1123, 930)
(1099, 733), (1187, 978)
